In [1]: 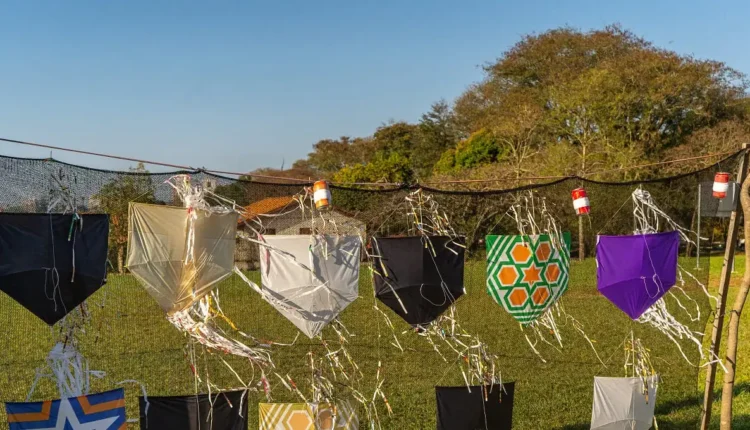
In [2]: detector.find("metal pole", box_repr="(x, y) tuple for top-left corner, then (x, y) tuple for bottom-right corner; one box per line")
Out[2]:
(697, 183), (702, 269)
(700, 143), (750, 430)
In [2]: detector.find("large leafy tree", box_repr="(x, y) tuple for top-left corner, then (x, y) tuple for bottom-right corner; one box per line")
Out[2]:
(455, 25), (746, 176)
(92, 163), (156, 273)
(450, 25), (747, 255)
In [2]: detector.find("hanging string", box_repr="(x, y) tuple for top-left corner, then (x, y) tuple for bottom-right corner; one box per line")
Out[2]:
(0, 136), (741, 188)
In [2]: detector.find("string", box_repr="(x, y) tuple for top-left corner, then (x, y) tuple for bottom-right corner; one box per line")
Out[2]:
(0, 135), (741, 187)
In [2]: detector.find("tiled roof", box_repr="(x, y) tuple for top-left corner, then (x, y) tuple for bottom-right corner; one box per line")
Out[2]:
(238, 196), (296, 224)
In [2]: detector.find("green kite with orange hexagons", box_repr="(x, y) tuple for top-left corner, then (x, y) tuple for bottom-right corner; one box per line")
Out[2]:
(486, 233), (571, 324)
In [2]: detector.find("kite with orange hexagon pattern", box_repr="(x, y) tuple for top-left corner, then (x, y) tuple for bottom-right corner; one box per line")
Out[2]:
(486, 233), (571, 324)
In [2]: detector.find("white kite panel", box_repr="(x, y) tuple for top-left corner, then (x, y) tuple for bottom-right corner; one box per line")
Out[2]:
(260, 235), (360, 338)
(591, 376), (657, 430)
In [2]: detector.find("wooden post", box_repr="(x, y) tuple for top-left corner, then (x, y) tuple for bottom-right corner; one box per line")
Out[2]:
(700, 143), (750, 430)
(578, 216), (585, 261)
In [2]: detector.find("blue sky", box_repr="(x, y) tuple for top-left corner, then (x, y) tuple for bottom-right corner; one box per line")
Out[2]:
(0, 0), (747, 174)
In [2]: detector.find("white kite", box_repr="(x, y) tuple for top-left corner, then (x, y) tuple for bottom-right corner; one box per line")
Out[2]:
(239, 234), (360, 339)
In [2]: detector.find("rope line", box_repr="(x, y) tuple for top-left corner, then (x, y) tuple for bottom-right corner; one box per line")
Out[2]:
(0, 136), (743, 191)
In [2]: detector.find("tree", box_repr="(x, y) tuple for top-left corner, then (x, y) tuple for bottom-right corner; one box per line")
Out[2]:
(449, 25), (747, 255)
(490, 91), (544, 181)
(434, 129), (503, 173)
(92, 163), (156, 273)
(371, 121), (420, 160)
(332, 152), (412, 184)
(458, 25), (745, 176)
(412, 100), (459, 178)
(307, 137), (357, 175)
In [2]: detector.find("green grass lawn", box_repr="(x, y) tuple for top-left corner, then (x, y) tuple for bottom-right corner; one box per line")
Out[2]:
(0, 255), (745, 429)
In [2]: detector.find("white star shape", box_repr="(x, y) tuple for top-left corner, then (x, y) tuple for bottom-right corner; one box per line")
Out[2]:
(37, 397), (119, 430)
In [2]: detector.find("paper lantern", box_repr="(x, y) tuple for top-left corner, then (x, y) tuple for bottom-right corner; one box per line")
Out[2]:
(713, 172), (730, 199)
(313, 180), (332, 210)
(571, 187), (590, 215)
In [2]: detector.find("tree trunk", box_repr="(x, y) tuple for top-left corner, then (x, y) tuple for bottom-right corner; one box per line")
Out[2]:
(578, 216), (585, 261)
(720, 174), (750, 429)
(117, 245), (124, 274)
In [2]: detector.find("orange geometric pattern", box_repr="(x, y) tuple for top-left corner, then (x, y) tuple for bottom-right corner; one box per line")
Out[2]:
(545, 264), (560, 283)
(7, 402), (51, 423)
(522, 265), (542, 287)
(510, 243), (532, 264)
(532, 286), (550, 305)
(536, 242), (551, 263)
(509, 288), (528, 307)
(498, 266), (521, 286)
(259, 401), (358, 430)
(486, 233), (571, 324)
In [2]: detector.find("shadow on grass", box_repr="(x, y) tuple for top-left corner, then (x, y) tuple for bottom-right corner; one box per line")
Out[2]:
(552, 382), (750, 430)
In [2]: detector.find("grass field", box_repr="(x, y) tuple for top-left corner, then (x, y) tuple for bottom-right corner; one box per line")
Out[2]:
(0, 255), (746, 429)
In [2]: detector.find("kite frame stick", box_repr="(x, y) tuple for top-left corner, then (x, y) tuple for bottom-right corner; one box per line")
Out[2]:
(700, 143), (749, 430)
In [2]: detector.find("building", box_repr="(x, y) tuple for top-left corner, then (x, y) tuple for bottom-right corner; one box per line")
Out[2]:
(234, 196), (366, 269)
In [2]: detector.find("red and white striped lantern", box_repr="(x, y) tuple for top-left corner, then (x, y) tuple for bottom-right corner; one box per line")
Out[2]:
(713, 172), (731, 199)
(571, 187), (590, 215)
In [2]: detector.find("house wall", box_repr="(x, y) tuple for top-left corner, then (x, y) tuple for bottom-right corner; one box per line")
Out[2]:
(234, 209), (365, 270)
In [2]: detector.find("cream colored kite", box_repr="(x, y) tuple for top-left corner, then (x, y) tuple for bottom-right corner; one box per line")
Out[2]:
(127, 202), (238, 313)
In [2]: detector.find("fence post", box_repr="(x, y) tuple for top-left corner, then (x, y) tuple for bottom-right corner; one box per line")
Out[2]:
(700, 143), (750, 430)
(697, 183), (702, 269)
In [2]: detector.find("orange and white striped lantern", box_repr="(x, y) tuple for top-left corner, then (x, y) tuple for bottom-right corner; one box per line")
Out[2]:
(313, 180), (332, 210)
(571, 187), (590, 215)
(713, 172), (731, 199)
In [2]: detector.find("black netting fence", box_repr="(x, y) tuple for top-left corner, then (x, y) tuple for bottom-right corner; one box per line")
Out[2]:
(0, 151), (742, 429)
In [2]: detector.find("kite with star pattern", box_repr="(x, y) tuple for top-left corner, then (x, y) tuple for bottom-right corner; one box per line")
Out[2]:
(5, 388), (126, 430)
(486, 233), (571, 324)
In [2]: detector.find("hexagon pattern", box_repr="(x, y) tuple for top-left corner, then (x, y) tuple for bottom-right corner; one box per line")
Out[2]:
(259, 401), (359, 429)
(486, 233), (571, 324)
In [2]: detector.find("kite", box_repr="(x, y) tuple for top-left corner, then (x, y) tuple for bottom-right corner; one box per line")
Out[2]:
(258, 401), (358, 430)
(486, 233), (571, 324)
(127, 202), (238, 313)
(594, 188), (720, 367)
(0, 213), (109, 325)
(365, 190), (502, 401)
(128, 175), (272, 397)
(5, 388), (126, 430)
(234, 189), (385, 427)
(372, 235), (465, 327)
(596, 231), (679, 320)
(255, 234), (360, 338)
(140, 390), (247, 430)
(486, 191), (602, 364)
(435, 383), (515, 430)
(590, 376), (658, 430)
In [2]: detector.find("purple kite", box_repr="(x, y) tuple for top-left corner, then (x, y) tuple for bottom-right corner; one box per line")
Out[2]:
(596, 231), (679, 320)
